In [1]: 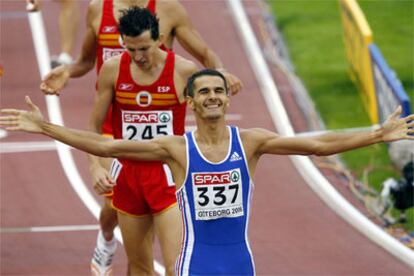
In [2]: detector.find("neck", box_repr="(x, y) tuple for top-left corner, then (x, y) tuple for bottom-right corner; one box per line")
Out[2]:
(194, 116), (227, 145)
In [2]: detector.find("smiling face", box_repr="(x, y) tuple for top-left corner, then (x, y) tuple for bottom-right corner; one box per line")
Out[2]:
(188, 75), (230, 120)
(123, 30), (160, 70)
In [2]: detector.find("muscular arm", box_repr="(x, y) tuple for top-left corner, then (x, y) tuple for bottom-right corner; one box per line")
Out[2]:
(251, 108), (414, 157)
(0, 97), (173, 162)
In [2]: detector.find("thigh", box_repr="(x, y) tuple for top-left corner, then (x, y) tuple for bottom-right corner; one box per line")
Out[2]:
(117, 212), (154, 267)
(144, 165), (177, 214)
(153, 205), (182, 268)
(112, 163), (150, 216)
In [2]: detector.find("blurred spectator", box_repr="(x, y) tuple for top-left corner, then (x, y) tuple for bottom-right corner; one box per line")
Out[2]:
(26, 0), (79, 68)
(381, 140), (414, 223)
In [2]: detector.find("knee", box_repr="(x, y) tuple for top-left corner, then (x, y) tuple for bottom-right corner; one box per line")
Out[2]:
(128, 261), (154, 276)
(164, 264), (176, 276)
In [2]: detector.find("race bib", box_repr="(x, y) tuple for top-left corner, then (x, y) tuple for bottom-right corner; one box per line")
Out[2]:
(102, 48), (125, 62)
(192, 169), (244, 220)
(122, 110), (173, 140)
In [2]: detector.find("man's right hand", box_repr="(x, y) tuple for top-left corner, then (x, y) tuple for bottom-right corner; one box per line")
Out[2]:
(0, 96), (45, 133)
(40, 65), (71, 95)
(90, 164), (115, 195)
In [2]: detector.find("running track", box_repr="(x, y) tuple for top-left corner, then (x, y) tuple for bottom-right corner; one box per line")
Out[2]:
(1, 1), (411, 275)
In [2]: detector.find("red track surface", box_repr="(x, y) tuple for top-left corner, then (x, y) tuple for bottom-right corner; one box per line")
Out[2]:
(1, 1), (411, 275)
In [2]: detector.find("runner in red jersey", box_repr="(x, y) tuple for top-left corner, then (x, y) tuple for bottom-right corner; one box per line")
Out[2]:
(40, 1), (242, 275)
(90, 8), (197, 274)
(111, 50), (185, 217)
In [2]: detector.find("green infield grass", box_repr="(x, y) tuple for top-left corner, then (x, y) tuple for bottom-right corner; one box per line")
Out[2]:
(268, 0), (413, 230)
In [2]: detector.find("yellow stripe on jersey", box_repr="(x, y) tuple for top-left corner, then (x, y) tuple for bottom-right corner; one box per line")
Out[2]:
(99, 34), (120, 39)
(99, 41), (121, 46)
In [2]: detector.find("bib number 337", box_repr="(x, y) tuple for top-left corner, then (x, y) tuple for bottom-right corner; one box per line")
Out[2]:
(192, 169), (244, 220)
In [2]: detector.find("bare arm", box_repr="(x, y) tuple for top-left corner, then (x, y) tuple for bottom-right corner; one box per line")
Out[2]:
(40, 1), (98, 94)
(86, 56), (117, 193)
(0, 97), (172, 162)
(252, 107), (414, 157)
(170, 1), (243, 95)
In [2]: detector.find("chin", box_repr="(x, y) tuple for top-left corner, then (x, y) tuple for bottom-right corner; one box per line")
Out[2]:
(204, 113), (222, 120)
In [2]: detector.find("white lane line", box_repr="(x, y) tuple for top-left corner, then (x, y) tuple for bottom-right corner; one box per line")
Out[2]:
(1, 224), (100, 233)
(0, 129), (7, 139)
(0, 141), (57, 153)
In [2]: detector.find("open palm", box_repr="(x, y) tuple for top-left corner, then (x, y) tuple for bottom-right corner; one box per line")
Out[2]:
(381, 106), (414, 142)
(0, 96), (45, 133)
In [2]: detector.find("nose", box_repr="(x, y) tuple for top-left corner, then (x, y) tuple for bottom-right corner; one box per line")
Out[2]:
(206, 90), (218, 100)
(133, 51), (144, 62)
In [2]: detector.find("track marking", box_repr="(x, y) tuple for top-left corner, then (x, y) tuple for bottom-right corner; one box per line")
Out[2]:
(0, 129), (7, 139)
(1, 224), (100, 233)
(0, 141), (57, 153)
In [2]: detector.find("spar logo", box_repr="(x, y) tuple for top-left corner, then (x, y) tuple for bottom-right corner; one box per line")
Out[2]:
(159, 112), (171, 123)
(102, 26), (117, 33)
(135, 91), (152, 107)
(193, 170), (240, 185)
(123, 112), (159, 123)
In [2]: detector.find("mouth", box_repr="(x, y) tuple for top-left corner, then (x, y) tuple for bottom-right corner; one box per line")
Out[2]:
(135, 58), (147, 67)
(204, 103), (221, 109)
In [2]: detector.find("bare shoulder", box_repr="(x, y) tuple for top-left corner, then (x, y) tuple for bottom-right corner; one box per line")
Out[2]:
(101, 54), (122, 70)
(175, 54), (198, 78)
(240, 128), (279, 144)
(98, 54), (122, 82)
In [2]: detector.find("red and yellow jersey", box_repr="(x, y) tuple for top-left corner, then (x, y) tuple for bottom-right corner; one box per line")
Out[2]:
(96, 0), (156, 73)
(112, 51), (186, 145)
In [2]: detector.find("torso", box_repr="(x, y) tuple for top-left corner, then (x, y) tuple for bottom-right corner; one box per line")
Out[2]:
(175, 126), (255, 275)
(112, 51), (186, 151)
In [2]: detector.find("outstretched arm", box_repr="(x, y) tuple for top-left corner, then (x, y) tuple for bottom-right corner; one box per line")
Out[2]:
(253, 107), (414, 156)
(0, 97), (172, 162)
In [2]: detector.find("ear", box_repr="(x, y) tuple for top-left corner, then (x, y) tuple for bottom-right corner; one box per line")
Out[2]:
(186, 96), (195, 110)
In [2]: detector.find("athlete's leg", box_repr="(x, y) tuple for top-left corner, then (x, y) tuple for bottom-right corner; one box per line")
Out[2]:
(117, 212), (155, 275)
(91, 157), (119, 276)
(99, 157), (118, 240)
(100, 197), (118, 240)
(153, 205), (182, 276)
(57, 0), (79, 60)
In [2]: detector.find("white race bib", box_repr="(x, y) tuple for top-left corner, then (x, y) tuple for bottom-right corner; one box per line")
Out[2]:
(192, 169), (244, 220)
(102, 48), (124, 62)
(121, 110), (173, 141)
